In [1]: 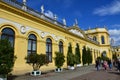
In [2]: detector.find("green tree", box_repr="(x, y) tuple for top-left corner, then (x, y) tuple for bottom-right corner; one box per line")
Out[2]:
(54, 52), (65, 68)
(89, 49), (93, 64)
(82, 46), (87, 65)
(87, 48), (92, 65)
(25, 53), (48, 71)
(0, 39), (16, 76)
(67, 43), (75, 66)
(112, 53), (117, 60)
(75, 43), (81, 64)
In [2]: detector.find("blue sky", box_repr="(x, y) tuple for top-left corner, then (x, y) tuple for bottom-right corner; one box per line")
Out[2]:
(17, 0), (120, 46)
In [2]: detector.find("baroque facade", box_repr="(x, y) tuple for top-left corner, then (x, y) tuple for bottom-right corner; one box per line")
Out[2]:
(0, 0), (112, 75)
(112, 46), (120, 58)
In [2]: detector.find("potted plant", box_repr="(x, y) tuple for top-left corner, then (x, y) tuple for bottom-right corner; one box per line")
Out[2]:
(75, 43), (81, 67)
(25, 53), (48, 76)
(67, 43), (75, 70)
(82, 46), (87, 66)
(86, 47), (92, 65)
(54, 52), (65, 72)
(0, 39), (16, 80)
(67, 53), (76, 70)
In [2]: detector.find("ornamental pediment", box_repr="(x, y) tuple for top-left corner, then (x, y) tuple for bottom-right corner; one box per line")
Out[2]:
(69, 29), (84, 38)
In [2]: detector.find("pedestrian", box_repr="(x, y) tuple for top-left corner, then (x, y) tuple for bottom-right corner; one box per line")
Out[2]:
(95, 59), (100, 71)
(108, 59), (112, 70)
(117, 59), (120, 72)
(103, 60), (108, 71)
(100, 59), (104, 69)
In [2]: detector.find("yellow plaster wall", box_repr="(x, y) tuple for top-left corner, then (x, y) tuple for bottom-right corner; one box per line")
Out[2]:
(0, 1), (112, 75)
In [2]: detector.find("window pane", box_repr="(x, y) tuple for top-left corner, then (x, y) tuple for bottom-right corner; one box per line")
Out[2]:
(2, 28), (14, 35)
(46, 52), (49, 61)
(46, 38), (51, 43)
(59, 41), (63, 53)
(29, 34), (36, 40)
(27, 34), (37, 54)
(49, 45), (52, 52)
(61, 47), (63, 53)
(1, 28), (15, 47)
(46, 44), (49, 52)
(101, 36), (105, 44)
(46, 38), (52, 62)
(33, 41), (36, 50)
(28, 40), (31, 50)
(9, 37), (14, 47)
(49, 53), (52, 62)
(1, 35), (7, 39)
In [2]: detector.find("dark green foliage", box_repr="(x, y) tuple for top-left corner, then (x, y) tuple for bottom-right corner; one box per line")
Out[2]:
(97, 57), (101, 60)
(97, 56), (109, 62)
(75, 43), (81, 64)
(67, 43), (75, 66)
(82, 46), (87, 65)
(101, 56), (109, 61)
(112, 53), (117, 60)
(0, 39), (16, 75)
(67, 52), (75, 66)
(25, 53), (48, 71)
(86, 48), (92, 65)
(54, 52), (65, 68)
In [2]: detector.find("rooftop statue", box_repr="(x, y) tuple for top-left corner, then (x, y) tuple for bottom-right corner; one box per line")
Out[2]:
(63, 18), (66, 26)
(41, 5), (44, 14)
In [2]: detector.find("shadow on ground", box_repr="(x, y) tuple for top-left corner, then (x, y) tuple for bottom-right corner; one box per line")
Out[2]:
(108, 71), (120, 75)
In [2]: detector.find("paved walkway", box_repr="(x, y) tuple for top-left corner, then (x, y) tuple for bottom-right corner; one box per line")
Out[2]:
(70, 69), (120, 80)
(8, 65), (120, 80)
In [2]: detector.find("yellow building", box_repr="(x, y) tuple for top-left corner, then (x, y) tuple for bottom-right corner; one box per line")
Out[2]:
(112, 46), (120, 58)
(0, 0), (112, 75)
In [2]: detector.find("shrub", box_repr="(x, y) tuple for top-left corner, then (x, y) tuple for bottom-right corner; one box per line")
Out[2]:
(0, 39), (16, 76)
(25, 53), (48, 71)
(54, 52), (65, 68)
(87, 47), (92, 65)
(67, 43), (75, 66)
(82, 46), (87, 65)
(75, 43), (81, 64)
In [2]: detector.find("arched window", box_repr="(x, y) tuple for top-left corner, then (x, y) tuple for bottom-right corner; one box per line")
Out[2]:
(59, 41), (63, 53)
(101, 36), (105, 44)
(1, 28), (15, 47)
(46, 38), (52, 62)
(93, 36), (97, 41)
(27, 34), (37, 55)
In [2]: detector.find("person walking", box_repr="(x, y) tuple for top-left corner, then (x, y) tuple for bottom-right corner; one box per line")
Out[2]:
(108, 59), (112, 70)
(103, 60), (108, 71)
(117, 59), (120, 72)
(95, 59), (100, 71)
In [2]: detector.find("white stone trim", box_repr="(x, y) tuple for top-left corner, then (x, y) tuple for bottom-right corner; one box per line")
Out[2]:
(0, 18), (66, 41)
(69, 29), (84, 38)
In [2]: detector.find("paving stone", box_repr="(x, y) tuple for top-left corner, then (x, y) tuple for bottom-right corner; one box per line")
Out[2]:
(8, 65), (120, 80)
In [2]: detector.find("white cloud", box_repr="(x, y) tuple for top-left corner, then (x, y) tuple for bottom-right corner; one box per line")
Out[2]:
(111, 24), (120, 28)
(44, 10), (54, 19)
(109, 29), (120, 46)
(109, 29), (120, 36)
(93, 0), (120, 16)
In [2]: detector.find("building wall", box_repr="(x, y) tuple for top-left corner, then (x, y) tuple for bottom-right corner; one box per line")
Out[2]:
(0, 1), (112, 75)
(112, 46), (120, 59)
